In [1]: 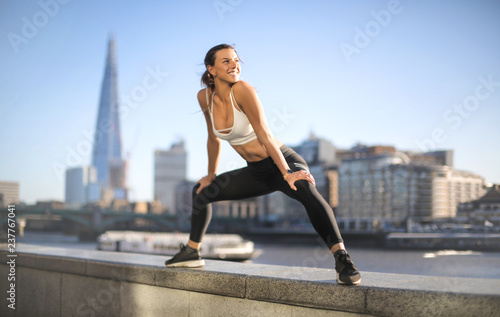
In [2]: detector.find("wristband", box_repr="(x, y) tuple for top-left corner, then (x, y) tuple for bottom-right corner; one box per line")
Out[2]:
(283, 169), (294, 181)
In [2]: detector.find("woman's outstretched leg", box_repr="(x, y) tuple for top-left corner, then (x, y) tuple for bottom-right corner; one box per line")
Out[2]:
(276, 146), (361, 285)
(281, 179), (361, 285)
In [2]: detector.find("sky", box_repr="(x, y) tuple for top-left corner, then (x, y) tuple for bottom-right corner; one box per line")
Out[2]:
(1, 0), (499, 204)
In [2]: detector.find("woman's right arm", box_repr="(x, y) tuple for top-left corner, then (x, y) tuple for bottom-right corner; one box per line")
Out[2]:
(196, 89), (221, 194)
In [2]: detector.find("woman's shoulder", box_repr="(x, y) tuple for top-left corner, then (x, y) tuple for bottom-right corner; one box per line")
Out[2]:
(197, 87), (209, 98)
(197, 88), (210, 111)
(232, 81), (259, 110)
(232, 80), (254, 92)
(232, 81), (256, 101)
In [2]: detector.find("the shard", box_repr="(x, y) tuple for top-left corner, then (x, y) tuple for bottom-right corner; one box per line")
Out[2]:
(91, 36), (127, 200)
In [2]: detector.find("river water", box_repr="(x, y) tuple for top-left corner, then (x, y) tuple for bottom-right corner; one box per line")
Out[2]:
(17, 231), (500, 279)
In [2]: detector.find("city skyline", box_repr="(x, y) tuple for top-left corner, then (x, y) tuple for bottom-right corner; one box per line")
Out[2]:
(1, 1), (499, 204)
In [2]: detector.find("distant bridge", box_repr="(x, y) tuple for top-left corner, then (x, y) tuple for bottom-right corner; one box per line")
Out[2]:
(0, 207), (177, 232)
(0, 207), (252, 235)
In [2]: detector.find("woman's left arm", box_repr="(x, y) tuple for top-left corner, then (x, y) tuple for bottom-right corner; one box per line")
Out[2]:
(233, 81), (315, 190)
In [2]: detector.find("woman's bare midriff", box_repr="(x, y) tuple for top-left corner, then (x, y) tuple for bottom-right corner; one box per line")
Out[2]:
(231, 137), (283, 162)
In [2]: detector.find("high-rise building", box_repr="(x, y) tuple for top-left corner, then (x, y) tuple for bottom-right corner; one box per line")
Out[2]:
(91, 36), (127, 201)
(0, 181), (19, 207)
(154, 140), (187, 214)
(65, 166), (100, 208)
(293, 132), (337, 166)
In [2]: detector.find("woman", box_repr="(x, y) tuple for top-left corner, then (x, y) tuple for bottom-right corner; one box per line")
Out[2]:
(165, 44), (361, 285)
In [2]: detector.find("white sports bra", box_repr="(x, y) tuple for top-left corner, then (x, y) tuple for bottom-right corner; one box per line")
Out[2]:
(206, 87), (258, 146)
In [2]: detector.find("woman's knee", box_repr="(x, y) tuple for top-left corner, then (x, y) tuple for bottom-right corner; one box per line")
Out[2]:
(295, 180), (313, 193)
(192, 184), (209, 209)
(192, 183), (201, 197)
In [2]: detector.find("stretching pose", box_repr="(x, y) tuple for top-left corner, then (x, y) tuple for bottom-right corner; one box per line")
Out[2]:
(165, 44), (361, 285)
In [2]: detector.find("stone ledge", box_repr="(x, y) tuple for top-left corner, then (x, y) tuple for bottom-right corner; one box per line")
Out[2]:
(1, 244), (499, 316)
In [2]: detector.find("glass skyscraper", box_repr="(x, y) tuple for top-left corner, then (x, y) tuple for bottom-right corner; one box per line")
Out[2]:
(91, 36), (127, 200)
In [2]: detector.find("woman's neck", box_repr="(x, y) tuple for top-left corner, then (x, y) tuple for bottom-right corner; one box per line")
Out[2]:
(213, 79), (234, 102)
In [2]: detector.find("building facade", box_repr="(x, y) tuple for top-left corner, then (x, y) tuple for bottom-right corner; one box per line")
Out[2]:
(337, 151), (484, 230)
(457, 184), (500, 226)
(154, 140), (187, 214)
(0, 181), (19, 207)
(65, 166), (100, 208)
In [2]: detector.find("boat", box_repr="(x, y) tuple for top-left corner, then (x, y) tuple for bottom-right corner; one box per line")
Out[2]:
(96, 231), (262, 261)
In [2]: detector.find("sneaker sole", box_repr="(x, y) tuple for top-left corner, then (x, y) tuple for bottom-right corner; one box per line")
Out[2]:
(336, 272), (361, 286)
(165, 259), (205, 268)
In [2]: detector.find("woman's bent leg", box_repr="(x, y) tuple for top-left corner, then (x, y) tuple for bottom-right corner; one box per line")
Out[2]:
(189, 167), (273, 243)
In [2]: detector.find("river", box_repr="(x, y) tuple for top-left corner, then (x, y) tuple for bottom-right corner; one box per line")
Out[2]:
(16, 231), (500, 279)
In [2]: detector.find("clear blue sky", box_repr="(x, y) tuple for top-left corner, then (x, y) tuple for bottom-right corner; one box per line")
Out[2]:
(1, 0), (499, 204)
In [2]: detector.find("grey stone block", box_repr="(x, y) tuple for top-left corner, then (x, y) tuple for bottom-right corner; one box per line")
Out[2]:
(89, 250), (167, 267)
(203, 259), (292, 275)
(246, 275), (366, 313)
(86, 260), (156, 286)
(292, 305), (372, 317)
(0, 264), (16, 317)
(120, 281), (190, 317)
(17, 252), (37, 268)
(156, 268), (247, 298)
(189, 291), (292, 317)
(17, 267), (61, 317)
(61, 273), (121, 317)
(361, 271), (500, 295)
(35, 254), (86, 275)
(366, 288), (500, 317)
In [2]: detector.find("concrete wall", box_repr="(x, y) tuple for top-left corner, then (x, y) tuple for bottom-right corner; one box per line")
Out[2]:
(0, 245), (499, 317)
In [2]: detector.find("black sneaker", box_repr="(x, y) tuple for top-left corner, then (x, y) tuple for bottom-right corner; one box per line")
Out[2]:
(165, 244), (205, 268)
(334, 249), (361, 285)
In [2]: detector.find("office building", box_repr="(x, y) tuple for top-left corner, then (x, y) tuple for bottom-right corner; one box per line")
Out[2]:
(337, 150), (484, 230)
(154, 140), (187, 214)
(293, 132), (337, 166)
(0, 181), (19, 207)
(65, 166), (100, 208)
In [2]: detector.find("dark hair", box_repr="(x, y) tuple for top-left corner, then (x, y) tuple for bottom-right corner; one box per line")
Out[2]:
(201, 44), (239, 88)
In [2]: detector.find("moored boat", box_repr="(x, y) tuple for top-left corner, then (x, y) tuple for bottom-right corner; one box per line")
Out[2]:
(97, 231), (262, 261)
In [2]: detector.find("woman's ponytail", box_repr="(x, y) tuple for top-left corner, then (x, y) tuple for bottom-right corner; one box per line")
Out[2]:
(201, 70), (214, 88)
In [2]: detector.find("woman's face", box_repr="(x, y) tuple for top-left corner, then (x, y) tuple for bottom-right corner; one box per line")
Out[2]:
(209, 48), (240, 84)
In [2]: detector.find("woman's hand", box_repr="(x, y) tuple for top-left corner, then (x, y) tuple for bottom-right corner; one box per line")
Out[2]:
(285, 170), (316, 191)
(196, 174), (216, 194)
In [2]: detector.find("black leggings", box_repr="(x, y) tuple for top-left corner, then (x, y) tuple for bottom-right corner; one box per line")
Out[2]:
(190, 145), (343, 249)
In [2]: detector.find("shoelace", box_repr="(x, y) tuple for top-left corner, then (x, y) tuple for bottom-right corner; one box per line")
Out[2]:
(171, 244), (187, 259)
(178, 243), (196, 254)
(337, 252), (355, 270)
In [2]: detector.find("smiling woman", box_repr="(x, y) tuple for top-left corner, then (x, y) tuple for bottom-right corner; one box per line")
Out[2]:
(164, 44), (362, 286)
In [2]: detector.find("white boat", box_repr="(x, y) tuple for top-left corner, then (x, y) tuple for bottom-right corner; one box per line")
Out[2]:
(96, 231), (262, 261)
